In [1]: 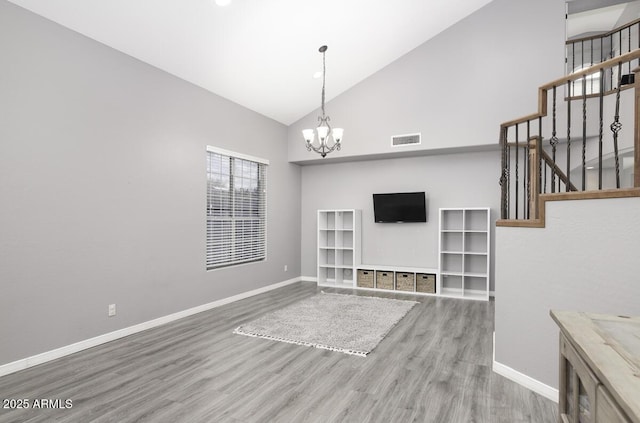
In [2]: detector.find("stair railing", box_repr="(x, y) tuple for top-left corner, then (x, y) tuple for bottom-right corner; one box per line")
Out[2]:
(499, 49), (640, 224)
(566, 18), (640, 94)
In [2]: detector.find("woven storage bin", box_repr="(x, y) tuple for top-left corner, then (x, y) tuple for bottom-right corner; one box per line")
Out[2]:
(376, 271), (394, 290)
(356, 269), (374, 288)
(395, 272), (415, 292)
(416, 273), (436, 294)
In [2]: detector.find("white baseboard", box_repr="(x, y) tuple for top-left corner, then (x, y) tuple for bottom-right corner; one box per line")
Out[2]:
(0, 277), (302, 378)
(492, 332), (558, 402)
(492, 360), (559, 403)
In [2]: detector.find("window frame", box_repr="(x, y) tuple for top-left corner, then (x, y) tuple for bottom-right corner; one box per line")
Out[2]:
(206, 146), (268, 270)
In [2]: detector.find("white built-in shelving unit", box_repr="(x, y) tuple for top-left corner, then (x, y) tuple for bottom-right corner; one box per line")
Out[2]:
(438, 208), (490, 301)
(317, 210), (362, 288)
(316, 207), (490, 301)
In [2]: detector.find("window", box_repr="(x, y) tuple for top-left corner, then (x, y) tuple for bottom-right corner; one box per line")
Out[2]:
(206, 146), (268, 270)
(570, 64), (602, 96)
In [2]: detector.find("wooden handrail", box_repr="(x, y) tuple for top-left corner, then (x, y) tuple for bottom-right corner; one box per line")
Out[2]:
(539, 148), (578, 192)
(506, 138), (577, 198)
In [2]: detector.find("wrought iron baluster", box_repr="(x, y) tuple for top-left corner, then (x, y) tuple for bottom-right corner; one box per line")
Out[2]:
(610, 62), (623, 188)
(515, 124), (519, 219)
(567, 43), (576, 73)
(499, 126), (508, 219)
(611, 61), (614, 92)
(550, 85), (559, 193)
(567, 80), (572, 192)
(580, 40), (584, 92)
(582, 74), (587, 191)
(620, 29), (623, 56)
(507, 133), (511, 218)
(610, 34), (614, 90)
(632, 24), (636, 73)
(538, 117), (543, 197)
(599, 68), (605, 189)
(526, 120), (531, 219)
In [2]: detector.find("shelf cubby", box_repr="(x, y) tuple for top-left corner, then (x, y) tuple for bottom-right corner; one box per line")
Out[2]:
(440, 274), (463, 297)
(336, 249), (354, 266)
(464, 254), (487, 275)
(464, 276), (487, 296)
(464, 232), (488, 254)
(441, 209), (464, 231)
(441, 254), (463, 274)
(337, 211), (354, 230)
(341, 231), (354, 249)
(441, 232), (463, 252)
(465, 209), (489, 231)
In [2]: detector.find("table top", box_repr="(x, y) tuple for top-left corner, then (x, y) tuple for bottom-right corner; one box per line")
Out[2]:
(550, 310), (640, 422)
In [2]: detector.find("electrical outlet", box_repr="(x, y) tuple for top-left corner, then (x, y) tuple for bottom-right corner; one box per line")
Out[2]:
(108, 304), (116, 317)
(284, 265), (288, 272)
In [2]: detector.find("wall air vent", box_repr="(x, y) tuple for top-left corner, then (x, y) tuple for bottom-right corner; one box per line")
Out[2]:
(391, 133), (421, 147)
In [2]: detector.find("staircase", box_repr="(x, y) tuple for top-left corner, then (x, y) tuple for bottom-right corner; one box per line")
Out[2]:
(497, 49), (640, 227)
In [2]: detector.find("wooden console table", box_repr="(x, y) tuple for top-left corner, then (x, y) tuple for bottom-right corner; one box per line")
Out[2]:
(550, 310), (640, 423)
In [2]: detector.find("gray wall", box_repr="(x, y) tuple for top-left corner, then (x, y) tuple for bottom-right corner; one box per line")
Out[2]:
(301, 150), (501, 291)
(288, 0), (567, 164)
(297, 0), (566, 293)
(495, 197), (640, 389)
(0, 1), (301, 366)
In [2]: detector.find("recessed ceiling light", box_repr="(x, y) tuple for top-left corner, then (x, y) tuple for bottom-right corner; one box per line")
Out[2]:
(215, 0), (232, 6)
(313, 71), (322, 79)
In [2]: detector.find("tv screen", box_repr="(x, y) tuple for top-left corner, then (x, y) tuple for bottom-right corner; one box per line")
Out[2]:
(373, 192), (427, 223)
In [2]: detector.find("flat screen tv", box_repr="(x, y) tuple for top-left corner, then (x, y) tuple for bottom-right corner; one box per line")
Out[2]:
(372, 192), (427, 223)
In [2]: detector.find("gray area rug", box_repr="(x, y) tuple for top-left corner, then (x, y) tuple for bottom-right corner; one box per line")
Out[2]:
(233, 292), (418, 357)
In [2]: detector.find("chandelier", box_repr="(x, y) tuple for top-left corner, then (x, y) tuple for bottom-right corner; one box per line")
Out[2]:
(302, 45), (343, 158)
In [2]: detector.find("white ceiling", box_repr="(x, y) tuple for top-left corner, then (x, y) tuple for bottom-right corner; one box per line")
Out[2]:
(7, 0), (493, 125)
(567, 2), (630, 39)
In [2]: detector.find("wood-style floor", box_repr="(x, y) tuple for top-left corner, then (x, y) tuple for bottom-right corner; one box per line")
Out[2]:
(0, 282), (557, 422)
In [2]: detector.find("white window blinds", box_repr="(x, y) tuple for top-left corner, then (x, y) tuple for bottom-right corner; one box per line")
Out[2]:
(206, 147), (268, 270)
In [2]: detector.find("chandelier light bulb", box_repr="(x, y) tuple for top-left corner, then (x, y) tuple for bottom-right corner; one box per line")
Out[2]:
(317, 126), (329, 143)
(302, 129), (315, 144)
(332, 128), (344, 143)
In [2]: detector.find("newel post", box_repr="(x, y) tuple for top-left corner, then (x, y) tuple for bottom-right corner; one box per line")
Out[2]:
(529, 137), (540, 219)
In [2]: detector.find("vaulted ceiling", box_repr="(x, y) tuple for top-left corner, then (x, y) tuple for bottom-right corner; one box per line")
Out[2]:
(7, 0), (494, 125)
